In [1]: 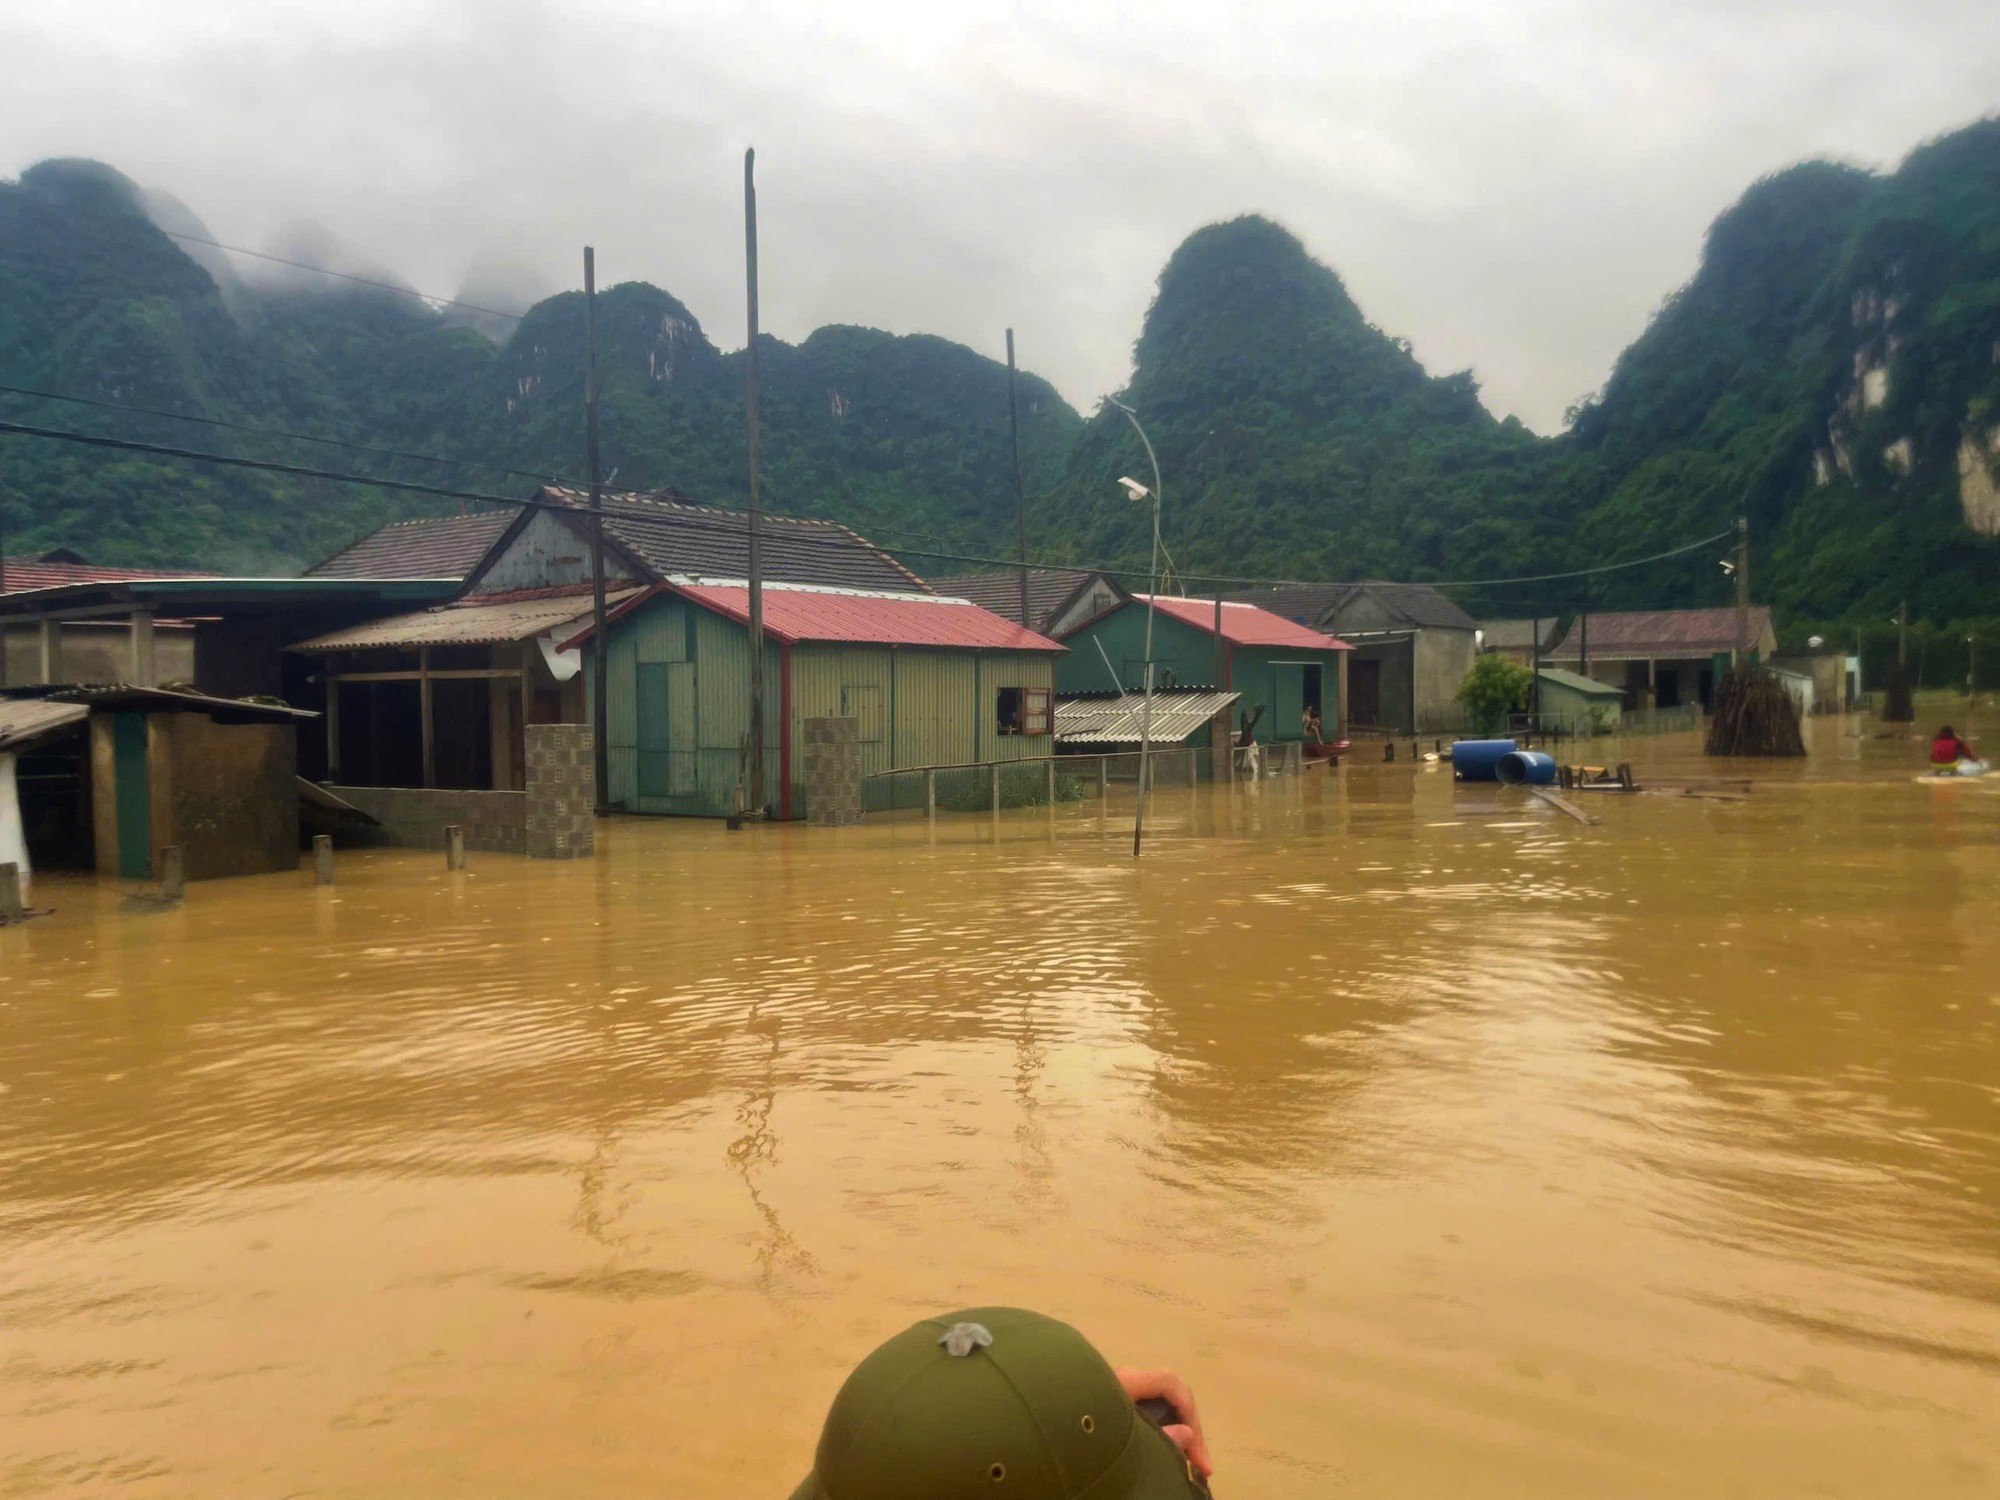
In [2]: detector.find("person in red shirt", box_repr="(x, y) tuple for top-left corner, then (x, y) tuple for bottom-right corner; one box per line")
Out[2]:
(1931, 725), (1977, 766)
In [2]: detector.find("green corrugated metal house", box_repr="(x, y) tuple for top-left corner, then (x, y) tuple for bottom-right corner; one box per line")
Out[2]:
(1056, 594), (1351, 743)
(574, 581), (1062, 818)
(1535, 667), (1623, 735)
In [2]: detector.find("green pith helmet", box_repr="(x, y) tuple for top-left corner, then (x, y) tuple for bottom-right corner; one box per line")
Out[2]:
(791, 1307), (1207, 1500)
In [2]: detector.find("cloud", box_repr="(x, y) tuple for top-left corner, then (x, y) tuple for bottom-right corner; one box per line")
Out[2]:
(1, 0), (1995, 431)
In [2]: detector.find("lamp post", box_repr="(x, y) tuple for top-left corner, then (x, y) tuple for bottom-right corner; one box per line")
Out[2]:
(1108, 398), (1162, 858)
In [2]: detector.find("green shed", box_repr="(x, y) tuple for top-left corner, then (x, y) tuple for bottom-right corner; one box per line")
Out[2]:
(578, 581), (1063, 819)
(1056, 594), (1350, 744)
(1534, 667), (1624, 735)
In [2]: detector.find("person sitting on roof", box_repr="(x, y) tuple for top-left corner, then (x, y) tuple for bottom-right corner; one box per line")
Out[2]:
(791, 1307), (1213, 1500)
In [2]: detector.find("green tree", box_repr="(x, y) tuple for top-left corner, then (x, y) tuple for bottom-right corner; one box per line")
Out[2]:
(1457, 654), (1533, 735)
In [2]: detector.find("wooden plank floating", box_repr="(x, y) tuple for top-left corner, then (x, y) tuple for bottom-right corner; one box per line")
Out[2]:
(1527, 786), (1597, 824)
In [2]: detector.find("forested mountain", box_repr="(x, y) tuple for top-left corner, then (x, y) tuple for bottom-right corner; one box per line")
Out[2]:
(3, 118), (1999, 638)
(0, 159), (1080, 572)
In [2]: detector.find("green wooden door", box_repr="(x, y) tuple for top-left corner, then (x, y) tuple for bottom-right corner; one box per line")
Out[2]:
(112, 711), (152, 879)
(636, 663), (670, 799)
(667, 662), (696, 795)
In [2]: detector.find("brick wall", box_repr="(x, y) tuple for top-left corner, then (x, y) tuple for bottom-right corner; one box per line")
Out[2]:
(804, 716), (861, 827)
(525, 724), (595, 859)
(322, 785), (528, 855)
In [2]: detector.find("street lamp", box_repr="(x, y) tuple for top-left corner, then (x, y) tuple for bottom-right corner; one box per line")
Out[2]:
(1107, 397), (1163, 858)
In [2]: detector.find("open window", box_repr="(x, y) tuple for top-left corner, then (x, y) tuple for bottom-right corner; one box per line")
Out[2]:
(995, 686), (1051, 737)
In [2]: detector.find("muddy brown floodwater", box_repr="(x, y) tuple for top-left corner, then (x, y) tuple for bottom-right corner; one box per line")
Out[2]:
(4, 714), (1999, 1497)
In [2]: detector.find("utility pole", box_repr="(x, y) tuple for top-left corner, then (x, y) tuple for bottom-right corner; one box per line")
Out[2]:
(1732, 515), (1750, 670)
(1006, 329), (1029, 629)
(584, 247), (609, 814)
(1529, 615), (1541, 730)
(1578, 607), (1588, 676)
(1969, 635), (1978, 698)
(743, 148), (766, 816)
(1898, 601), (1909, 672)
(1107, 399), (1162, 858)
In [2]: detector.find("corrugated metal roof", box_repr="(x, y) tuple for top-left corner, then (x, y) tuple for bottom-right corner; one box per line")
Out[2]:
(1551, 607), (1772, 659)
(306, 512), (516, 580)
(536, 487), (928, 594)
(1, 685), (317, 721)
(925, 567), (1109, 629)
(1056, 689), (1240, 744)
(1536, 667), (1623, 697)
(668, 583), (1063, 650)
(1128, 594), (1350, 651)
(2, 558), (212, 594)
(288, 587), (643, 651)
(0, 698), (88, 752)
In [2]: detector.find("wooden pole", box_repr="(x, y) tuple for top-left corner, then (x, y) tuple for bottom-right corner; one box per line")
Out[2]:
(445, 825), (466, 870)
(584, 245), (610, 815)
(0, 862), (22, 924)
(1047, 755), (1056, 804)
(325, 676), (341, 782)
(1097, 755), (1108, 800)
(1732, 516), (1750, 670)
(1007, 329), (1030, 629)
(990, 761), (1001, 814)
(925, 768), (936, 824)
(313, 834), (333, 886)
(743, 148), (767, 815)
(1897, 601), (1908, 668)
(419, 646), (435, 788)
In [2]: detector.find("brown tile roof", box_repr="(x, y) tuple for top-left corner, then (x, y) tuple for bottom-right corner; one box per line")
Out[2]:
(926, 567), (1105, 629)
(1550, 606), (1773, 659)
(1226, 581), (1476, 632)
(306, 512), (516, 580)
(538, 487), (928, 595)
(2, 558), (211, 594)
(289, 586), (645, 652)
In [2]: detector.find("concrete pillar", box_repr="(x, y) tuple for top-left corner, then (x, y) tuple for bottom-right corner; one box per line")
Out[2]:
(313, 834), (333, 885)
(924, 768), (936, 824)
(158, 845), (184, 900)
(37, 621), (62, 684)
(0, 861), (22, 924)
(445, 825), (465, 870)
(129, 611), (156, 688)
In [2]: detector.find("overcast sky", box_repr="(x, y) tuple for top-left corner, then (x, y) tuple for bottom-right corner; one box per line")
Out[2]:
(3, 1), (1996, 431)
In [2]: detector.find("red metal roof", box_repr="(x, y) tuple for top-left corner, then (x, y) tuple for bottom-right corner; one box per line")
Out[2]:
(1129, 594), (1350, 650)
(564, 583), (1063, 651)
(2, 558), (213, 594)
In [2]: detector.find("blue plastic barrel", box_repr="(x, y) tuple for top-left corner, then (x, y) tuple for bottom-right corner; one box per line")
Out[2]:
(1495, 749), (1558, 786)
(1451, 739), (1517, 782)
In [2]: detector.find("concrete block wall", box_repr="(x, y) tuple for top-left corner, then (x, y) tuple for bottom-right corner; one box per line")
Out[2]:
(323, 785), (528, 855)
(526, 724), (595, 859)
(804, 716), (861, 827)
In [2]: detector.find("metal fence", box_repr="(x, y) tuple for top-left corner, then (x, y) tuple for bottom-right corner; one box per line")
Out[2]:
(864, 742), (1308, 819)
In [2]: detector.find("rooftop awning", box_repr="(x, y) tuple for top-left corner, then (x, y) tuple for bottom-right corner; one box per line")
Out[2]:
(1056, 689), (1240, 745)
(288, 588), (643, 652)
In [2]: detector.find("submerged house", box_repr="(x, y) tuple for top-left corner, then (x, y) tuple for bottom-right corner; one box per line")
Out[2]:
(1, 550), (208, 685)
(296, 490), (1064, 823)
(1056, 594), (1349, 742)
(1229, 582), (1476, 734)
(1549, 607), (1778, 712)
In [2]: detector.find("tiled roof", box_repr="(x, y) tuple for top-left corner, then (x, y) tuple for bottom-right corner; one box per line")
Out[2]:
(305, 511), (516, 580)
(1551, 607), (1772, 659)
(1124, 594), (1350, 651)
(1479, 618), (1566, 652)
(1229, 581), (1475, 632)
(1055, 689), (1240, 744)
(2, 558), (211, 594)
(926, 567), (1105, 629)
(289, 586), (644, 652)
(538, 487), (927, 595)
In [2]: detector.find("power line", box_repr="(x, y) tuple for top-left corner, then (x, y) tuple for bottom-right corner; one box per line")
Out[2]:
(0, 416), (1737, 594)
(0, 382), (576, 488)
(160, 230), (527, 323)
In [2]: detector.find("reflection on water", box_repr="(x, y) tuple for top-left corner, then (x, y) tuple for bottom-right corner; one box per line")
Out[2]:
(3, 715), (1998, 1497)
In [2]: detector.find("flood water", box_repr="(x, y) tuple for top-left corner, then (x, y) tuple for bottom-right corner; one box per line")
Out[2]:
(4, 712), (1998, 1498)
